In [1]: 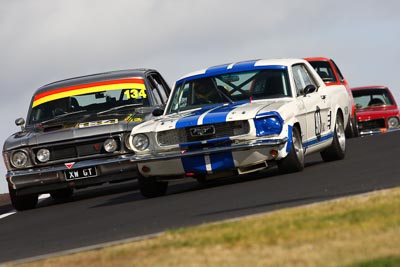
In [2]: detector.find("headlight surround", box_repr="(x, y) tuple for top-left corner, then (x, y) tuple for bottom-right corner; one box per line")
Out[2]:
(254, 115), (283, 137)
(124, 134), (134, 151)
(36, 148), (50, 162)
(132, 134), (149, 151)
(104, 138), (118, 153)
(11, 150), (29, 168)
(388, 117), (400, 129)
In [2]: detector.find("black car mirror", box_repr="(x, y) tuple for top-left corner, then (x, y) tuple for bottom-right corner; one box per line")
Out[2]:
(152, 108), (164, 116)
(303, 84), (317, 96)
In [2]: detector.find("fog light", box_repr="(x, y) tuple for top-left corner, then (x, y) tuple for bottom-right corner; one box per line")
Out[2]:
(104, 138), (118, 152)
(37, 148), (50, 162)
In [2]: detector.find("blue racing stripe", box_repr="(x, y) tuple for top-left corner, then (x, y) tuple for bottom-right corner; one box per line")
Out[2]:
(204, 63), (232, 75)
(176, 63), (288, 85)
(202, 103), (242, 124)
(303, 132), (334, 147)
(175, 115), (201, 128)
(210, 152), (235, 172)
(286, 125), (293, 153)
(175, 105), (220, 128)
(181, 155), (207, 174)
(228, 59), (259, 72)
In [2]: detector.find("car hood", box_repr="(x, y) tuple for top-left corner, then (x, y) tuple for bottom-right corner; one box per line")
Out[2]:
(4, 112), (149, 151)
(132, 100), (290, 134)
(356, 106), (400, 120)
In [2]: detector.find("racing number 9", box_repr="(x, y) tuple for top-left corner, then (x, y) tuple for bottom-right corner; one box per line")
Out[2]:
(124, 89), (147, 99)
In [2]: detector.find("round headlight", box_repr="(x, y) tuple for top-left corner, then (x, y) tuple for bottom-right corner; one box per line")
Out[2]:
(388, 117), (399, 129)
(132, 134), (149, 151)
(12, 151), (28, 168)
(104, 138), (118, 153)
(37, 148), (50, 162)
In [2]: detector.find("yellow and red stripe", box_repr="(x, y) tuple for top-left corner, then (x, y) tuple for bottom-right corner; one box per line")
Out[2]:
(32, 78), (145, 108)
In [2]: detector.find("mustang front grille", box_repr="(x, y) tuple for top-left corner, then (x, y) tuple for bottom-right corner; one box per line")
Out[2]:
(157, 121), (250, 146)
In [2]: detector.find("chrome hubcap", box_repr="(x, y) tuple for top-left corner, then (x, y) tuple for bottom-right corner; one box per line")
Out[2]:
(336, 119), (346, 151)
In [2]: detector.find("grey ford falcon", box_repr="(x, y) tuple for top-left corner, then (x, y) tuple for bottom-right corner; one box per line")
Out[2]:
(3, 69), (171, 210)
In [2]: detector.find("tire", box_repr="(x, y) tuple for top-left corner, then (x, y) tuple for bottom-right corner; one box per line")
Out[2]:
(138, 175), (168, 198)
(278, 126), (304, 173)
(50, 188), (74, 200)
(345, 114), (359, 138)
(9, 185), (38, 211)
(344, 116), (354, 138)
(351, 114), (359, 138)
(321, 113), (346, 161)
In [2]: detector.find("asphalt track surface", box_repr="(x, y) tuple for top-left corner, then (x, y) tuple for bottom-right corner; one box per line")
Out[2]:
(0, 131), (399, 264)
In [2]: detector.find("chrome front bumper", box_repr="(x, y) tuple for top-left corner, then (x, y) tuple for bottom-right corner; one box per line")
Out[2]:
(359, 127), (400, 136)
(129, 137), (288, 163)
(7, 155), (138, 195)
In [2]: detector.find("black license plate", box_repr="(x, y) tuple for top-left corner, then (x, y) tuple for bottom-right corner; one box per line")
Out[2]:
(65, 167), (98, 180)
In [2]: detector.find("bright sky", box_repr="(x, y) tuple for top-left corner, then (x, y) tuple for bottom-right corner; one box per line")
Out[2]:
(1, 0), (399, 193)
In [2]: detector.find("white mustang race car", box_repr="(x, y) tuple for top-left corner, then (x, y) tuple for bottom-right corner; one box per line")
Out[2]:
(129, 58), (351, 197)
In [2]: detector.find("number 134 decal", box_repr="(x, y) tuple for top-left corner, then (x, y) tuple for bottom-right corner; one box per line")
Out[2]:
(124, 88), (147, 99)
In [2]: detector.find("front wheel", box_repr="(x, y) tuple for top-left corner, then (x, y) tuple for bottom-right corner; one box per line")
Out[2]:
(321, 113), (346, 161)
(138, 175), (168, 198)
(278, 126), (304, 173)
(9, 185), (38, 211)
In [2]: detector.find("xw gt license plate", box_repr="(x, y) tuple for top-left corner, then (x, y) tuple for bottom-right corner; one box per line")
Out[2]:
(65, 167), (98, 180)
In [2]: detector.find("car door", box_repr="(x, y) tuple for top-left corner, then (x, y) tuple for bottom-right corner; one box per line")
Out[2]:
(292, 64), (330, 152)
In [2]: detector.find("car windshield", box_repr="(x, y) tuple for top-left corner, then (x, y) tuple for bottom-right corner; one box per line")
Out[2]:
(167, 69), (291, 114)
(28, 84), (150, 125)
(352, 88), (394, 109)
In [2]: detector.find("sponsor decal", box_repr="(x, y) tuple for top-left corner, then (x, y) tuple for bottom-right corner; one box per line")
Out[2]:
(124, 114), (143, 123)
(78, 119), (118, 128)
(32, 78), (145, 108)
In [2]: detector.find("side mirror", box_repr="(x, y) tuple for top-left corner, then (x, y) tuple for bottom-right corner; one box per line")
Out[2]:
(15, 117), (26, 132)
(152, 108), (164, 117)
(303, 84), (317, 96)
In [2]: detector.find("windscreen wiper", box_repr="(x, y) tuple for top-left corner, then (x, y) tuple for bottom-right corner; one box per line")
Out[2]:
(97, 103), (143, 115)
(40, 110), (88, 125)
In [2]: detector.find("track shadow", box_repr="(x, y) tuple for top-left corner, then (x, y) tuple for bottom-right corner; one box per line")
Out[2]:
(36, 180), (140, 209)
(90, 166), (285, 209)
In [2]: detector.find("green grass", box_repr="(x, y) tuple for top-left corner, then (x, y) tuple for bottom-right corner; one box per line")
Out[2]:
(347, 256), (400, 267)
(11, 187), (400, 267)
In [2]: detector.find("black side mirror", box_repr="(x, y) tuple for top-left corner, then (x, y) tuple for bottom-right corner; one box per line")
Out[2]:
(15, 117), (26, 132)
(303, 84), (317, 96)
(152, 108), (164, 117)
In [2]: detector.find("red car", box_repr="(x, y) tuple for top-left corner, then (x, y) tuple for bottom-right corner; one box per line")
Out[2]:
(351, 86), (400, 136)
(305, 57), (358, 137)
